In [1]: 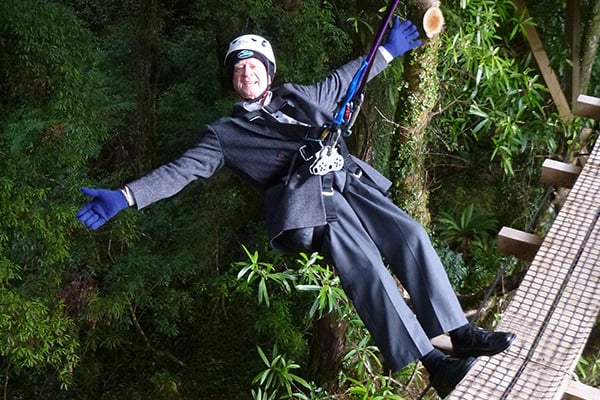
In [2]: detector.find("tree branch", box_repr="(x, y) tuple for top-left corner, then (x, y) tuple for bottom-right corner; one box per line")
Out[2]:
(128, 300), (186, 367)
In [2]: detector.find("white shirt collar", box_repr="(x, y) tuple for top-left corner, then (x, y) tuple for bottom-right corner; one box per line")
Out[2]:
(242, 91), (272, 111)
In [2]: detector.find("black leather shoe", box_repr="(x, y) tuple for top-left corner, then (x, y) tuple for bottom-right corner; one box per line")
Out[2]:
(428, 355), (476, 398)
(452, 326), (516, 358)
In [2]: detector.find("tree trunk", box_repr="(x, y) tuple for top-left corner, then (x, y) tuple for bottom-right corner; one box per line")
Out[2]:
(389, 0), (443, 226)
(307, 313), (348, 391)
(134, 0), (160, 172)
(579, 0), (600, 95)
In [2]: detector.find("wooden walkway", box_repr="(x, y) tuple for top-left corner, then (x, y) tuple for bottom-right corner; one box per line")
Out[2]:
(449, 140), (600, 399)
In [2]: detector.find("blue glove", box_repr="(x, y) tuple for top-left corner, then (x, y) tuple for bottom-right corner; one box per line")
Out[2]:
(382, 17), (422, 58)
(77, 187), (129, 230)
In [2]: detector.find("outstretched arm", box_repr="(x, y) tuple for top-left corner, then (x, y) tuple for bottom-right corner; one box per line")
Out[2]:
(291, 17), (422, 114)
(76, 128), (224, 229)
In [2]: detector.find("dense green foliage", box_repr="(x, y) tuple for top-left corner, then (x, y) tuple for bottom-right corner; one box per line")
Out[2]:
(1, 0), (598, 398)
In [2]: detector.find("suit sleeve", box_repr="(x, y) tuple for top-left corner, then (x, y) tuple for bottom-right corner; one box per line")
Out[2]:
(126, 127), (225, 209)
(292, 48), (391, 113)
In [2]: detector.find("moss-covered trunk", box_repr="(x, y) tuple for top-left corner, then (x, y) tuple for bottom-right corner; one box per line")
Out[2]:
(389, 0), (443, 226)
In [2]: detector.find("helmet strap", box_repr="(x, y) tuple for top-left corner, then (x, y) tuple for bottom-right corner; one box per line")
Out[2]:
(244, 88), (271, 104)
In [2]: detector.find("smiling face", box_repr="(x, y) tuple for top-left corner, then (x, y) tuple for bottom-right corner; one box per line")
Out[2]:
(232, 57), (271, 100)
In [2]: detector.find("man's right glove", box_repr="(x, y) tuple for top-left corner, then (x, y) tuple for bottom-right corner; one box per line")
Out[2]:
(77, 187), (129, 230)
(382, 16), (422, 58)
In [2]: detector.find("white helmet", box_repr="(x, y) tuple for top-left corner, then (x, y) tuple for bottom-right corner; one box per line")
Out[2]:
(224, 34), (276, 78)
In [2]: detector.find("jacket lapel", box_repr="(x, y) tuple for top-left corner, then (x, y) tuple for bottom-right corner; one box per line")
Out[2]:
(230, 100), (320, 140)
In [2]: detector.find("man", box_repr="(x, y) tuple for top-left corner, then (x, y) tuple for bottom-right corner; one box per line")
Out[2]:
(77, 18), (515, 397)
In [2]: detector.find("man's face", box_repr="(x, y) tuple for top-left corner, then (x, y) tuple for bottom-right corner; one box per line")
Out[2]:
(232, 58), (271, 100)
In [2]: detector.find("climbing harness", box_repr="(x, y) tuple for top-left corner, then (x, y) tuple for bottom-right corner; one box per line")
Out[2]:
(308, 0), (402, 176)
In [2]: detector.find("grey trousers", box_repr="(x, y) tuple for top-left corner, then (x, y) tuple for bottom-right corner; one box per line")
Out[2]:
(280, 170), (468, 371)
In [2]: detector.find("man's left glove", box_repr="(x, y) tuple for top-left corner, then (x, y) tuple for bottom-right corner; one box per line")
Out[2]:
(383, 16), (422, 58)
(77, 187), (129, 230)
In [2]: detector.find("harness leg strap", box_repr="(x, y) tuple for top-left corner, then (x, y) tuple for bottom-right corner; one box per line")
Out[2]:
(321, 173), (338, 222)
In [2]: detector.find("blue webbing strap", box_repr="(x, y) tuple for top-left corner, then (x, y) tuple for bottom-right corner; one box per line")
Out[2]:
(332, 60), (368, 126)
(328, 0), (401, 135)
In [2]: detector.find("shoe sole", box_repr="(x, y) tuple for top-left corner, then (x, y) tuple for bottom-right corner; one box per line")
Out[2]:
(434, 357), (478, 398)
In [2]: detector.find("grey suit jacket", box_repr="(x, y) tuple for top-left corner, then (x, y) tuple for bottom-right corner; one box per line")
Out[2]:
(127, 50), (393, 250)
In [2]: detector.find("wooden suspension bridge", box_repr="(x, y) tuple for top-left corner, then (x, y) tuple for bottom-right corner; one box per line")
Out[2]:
(446, 1), (600, 398)
(449, 99), (600, 399)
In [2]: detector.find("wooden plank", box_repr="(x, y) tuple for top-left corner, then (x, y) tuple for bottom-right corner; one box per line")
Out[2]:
(563, 380), (600, 400)
(540, 159), (582, 188)
(515, 0), (572, 122)
(575, 94), (600, 120)
(497, 226), (543, 261)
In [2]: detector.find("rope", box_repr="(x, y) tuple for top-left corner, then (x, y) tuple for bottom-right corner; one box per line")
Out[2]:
(323, 0), (400, 142)
(469, 185), (554, 323)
